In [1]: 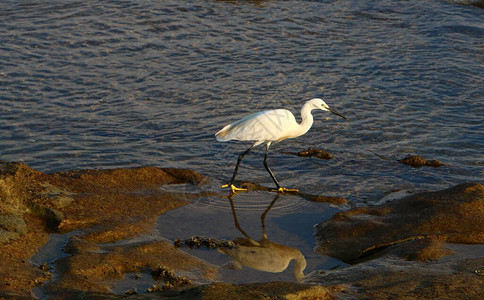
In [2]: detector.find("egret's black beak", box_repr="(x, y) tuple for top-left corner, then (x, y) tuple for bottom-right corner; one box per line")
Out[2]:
(329, 108), (349, 121)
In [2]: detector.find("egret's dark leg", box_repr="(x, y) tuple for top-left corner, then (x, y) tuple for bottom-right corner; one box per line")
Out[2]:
(229, 143), (256, 185)
(263, 142), (281, 189)
(228, 194), (259, 245)
(261, 194), (280, 239)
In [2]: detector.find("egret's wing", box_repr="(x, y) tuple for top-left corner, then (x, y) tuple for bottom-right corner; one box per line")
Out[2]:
(216, 111), (265, 141)
(216, 109), (296, 142)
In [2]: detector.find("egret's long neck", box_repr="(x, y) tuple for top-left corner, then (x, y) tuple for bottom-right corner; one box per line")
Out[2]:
(297, 103), (314, 137)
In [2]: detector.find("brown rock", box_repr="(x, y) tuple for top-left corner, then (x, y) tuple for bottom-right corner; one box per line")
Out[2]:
(46, 281), (344, 300)
(48, 166), (207, 193)
(0, 215), (51, 297)
(158, 282), (344, 300)
(395, 237), (454, 261)
(45, 166), (208, 243)
(398, 155), (444, 168)
(42, 236), (217, 297)
(0, 161), (211, 297)
(297, 148), (333, 160)
(315, 183), (484, 263)
(299, 194), (348, 205)
(0, 162), (52, 296)
(281, 148), (333, 160)
(304, 253), (484, 299)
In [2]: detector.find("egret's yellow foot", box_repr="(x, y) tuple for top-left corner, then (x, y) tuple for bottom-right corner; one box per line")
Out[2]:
(221, 183), (248, 193)
(272, 187), (299, 193)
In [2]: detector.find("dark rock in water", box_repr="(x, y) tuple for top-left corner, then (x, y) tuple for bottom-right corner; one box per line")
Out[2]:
(281, 148), (333, 160)
(314, 183), (484, 263)
(297, 148), (333, 159)
(447, 0), (484, 8)
(175, 236), (238, 250)
(314, 151), (333, 159)
(150, 265), (191, 290)
(298, 193), (348, 205)
(398, 155), (443, 168)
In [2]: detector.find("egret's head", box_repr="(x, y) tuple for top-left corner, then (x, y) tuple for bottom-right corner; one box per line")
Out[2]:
(307, 98), (328, 110)
(308, 98), (349, 121)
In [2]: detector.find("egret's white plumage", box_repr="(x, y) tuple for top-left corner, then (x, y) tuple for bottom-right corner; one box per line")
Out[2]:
(216, 98), (346, 144)
(216, 98), (348, 193)
(216, 109), (298, 144)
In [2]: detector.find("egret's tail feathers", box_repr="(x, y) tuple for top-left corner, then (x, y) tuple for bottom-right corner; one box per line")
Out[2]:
(215, 124), (232, 141)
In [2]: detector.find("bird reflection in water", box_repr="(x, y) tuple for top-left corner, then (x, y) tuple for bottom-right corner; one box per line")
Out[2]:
(219, 193), (307, 281)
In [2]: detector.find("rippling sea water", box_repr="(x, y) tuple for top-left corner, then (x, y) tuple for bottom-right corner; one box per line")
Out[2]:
(2, 0), (482, 202)
(2, 0), (483, 289)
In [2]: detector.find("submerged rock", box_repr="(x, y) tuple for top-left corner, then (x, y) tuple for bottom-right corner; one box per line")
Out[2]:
(447, 0), (484, 8)
(298, 193), (348, 205)
(281, 147), (333, 160)
(315, 182), (484, 263)
(398, 155), (444, 168)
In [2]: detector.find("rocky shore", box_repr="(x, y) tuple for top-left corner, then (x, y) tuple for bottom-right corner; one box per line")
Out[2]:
(0, 161), (482, 299)
(311, 182), (484, 299)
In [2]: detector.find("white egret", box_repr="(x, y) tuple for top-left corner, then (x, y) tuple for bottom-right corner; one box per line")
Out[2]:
(215, 98), (348, 193)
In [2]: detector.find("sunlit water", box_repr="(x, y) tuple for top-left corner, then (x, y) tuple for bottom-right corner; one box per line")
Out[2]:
(1, 0), (482, 200)
(2, 0), (483, 290)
